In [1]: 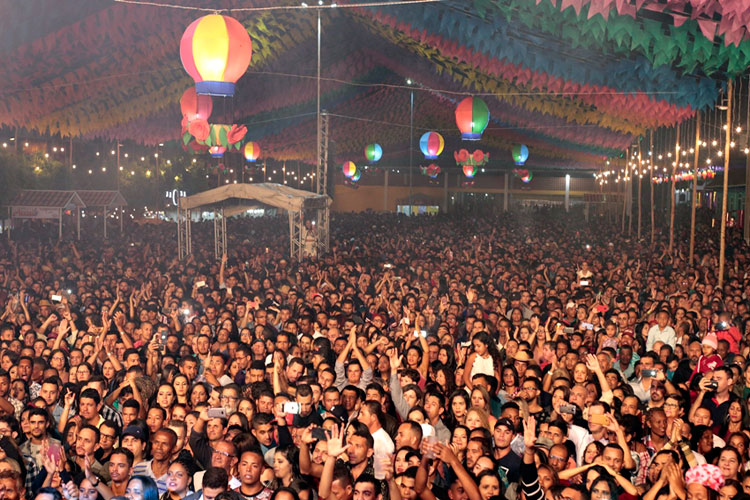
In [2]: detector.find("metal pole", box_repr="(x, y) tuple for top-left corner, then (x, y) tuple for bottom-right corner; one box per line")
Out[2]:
(116, 142), (120, 190)
(637, 141), (642, 239)
(650, 130), (655, 245)
(622, 149), (628, 233)
(719, 80), (733, 288)
(689, 113), (701, 264)
(58, 209), (62, 240)
(409, 89), (414, 206)
(744, 81), (750, 242)
(103, 206), (107, 239)
(564, 174), (570, 212)
(69, 136), (73, 183)
(669, 123), (680, 253)
(315, 8), (322, 194)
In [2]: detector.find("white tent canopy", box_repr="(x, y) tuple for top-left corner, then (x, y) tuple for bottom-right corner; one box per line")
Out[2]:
(177, 183), (331, 260)
(179, 183), (330, 212)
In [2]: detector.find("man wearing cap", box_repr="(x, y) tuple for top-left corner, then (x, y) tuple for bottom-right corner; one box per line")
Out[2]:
(493, 417), (521, 484)
(123, 425), (149, 474)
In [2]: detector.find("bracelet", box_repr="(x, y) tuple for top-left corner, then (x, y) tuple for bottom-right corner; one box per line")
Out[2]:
(91, 477), (100, 487)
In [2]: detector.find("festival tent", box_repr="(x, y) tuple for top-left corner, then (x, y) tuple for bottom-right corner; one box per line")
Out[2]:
(177, 183), (331, 260)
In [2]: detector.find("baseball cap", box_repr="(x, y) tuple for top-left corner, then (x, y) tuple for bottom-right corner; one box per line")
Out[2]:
(122, 425), (147, 443)
(495, 417), (515, 431)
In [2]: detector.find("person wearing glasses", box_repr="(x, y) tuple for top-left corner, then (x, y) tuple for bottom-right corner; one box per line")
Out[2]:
(95, 420), (120, 465)
(220, 385), (241, 417)
(192, 440), (241, 492)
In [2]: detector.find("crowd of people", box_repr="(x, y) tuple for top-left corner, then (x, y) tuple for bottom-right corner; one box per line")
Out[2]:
(0, 207), (748, 500)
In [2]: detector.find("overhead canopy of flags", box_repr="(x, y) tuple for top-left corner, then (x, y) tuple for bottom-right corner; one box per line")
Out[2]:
(0, 0), (748, 170)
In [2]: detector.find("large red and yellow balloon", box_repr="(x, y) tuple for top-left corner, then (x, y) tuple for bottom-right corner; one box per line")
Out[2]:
(180, 14), (253, 97)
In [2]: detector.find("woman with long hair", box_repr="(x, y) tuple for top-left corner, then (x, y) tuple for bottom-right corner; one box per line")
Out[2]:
(470, 386), (497, 425)
(126, 475), (160, 500)
(721, 400), (749, 442)
(153, 383), (176, 420)
(447, 391), (470, 427)
(171, 374), (190, 407)
(463, 332), (503, 391)
(465, 407), (491, 432)
(498, 364), (520, 403)
(271, 445), (312, 500)
(188, 383), (209, 409)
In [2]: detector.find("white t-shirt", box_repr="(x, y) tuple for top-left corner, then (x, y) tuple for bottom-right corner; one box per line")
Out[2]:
(372, 427), (394, 458)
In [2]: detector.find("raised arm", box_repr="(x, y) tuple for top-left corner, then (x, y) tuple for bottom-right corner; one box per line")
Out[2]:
(319, 425), (349, 500)
(434, 442), (480, 500)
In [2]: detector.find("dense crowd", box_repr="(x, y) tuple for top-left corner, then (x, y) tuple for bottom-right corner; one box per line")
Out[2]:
(0, 207), (749, 500)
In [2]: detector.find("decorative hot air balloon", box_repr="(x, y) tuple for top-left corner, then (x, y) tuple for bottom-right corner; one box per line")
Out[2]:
(521, 172), (533, 184)
(512, 144), (529, 165)
(342, 161), (357, 178)
(419, 132), (444, 160)
(244, 141), (260, 162)
(463, 165), (478, 178)
(180, 87), (213, 122)
(209, 146), (226, 158)
(364, 144), (382, 163)
(180, 14), (253, 97)
(455, 97), (490, 140)
(351, 169), (362, 182)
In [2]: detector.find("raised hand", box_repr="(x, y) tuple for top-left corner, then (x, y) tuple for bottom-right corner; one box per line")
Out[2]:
(433, 442), (458, 466)
(523, 416), (537, 450)
(389, 352), (403, 372)
(326, 424), (349, 458)
(584, 353), (601, 373)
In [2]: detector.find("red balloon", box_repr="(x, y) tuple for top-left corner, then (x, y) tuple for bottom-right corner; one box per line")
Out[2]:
(180, 87), (213, 122)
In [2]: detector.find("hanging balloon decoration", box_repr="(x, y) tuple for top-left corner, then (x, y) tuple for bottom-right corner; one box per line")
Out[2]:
(419, 132), (444, 160)
(454, 149), (489, 179)
(512, 144), (529, 165)
(364, 144), (382, 163)
(462, 164), (477, 178)
(420, 164), (441, 179)
(180, 87), (213, 122)
(513, 168), (533, 183)
(244, 141), (260, 162)
(455, 97), (490, 140)
(342, 161), (357, 178)
(209, 146), (227, 158)
(183, 123), (247, 151)
(180, 14), (253, 97)
(351, 169), (362, 182)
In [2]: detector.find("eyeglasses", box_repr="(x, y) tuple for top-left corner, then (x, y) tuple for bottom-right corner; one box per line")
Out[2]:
(221, 395), (239, 401)
(211, 448), (235, 459)
(100, 433), (117, 440)
(664, 403), (680, 408)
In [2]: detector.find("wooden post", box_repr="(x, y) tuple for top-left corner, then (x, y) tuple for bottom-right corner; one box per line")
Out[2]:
(719, 80), (733, 288)
(669, 123), (680, 253)
(650, 130), (655, 245)
(689, 113), (701, 265)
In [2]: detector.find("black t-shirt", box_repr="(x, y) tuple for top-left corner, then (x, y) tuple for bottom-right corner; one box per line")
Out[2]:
(496, 449), (521, 484)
